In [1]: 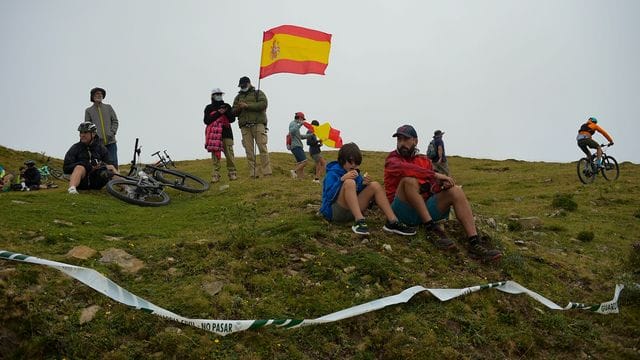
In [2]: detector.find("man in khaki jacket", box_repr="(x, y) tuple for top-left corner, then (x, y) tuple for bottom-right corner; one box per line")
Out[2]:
(232, 76), (272, 178)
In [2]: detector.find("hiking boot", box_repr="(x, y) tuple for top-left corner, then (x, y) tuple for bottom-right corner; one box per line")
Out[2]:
(67, 187), (78, 195)
(211, 174), (220, 183)
(228, 171), (238, 181)
(351, 219), (370, 235)
(426, 225), (456, 250)
(467, 242), (502, 262)
(383, 221), (417, 236)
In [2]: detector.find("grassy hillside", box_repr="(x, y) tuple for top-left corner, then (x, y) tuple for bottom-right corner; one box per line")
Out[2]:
(1, 145), (639, 359)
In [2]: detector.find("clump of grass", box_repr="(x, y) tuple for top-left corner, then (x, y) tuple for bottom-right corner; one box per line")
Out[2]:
(552, 193), (578, 212)
(633, 210), (640, 219)
(629, 242), (640, 270)
(576, 231), (595, 242)
(507, 220), (522, 232)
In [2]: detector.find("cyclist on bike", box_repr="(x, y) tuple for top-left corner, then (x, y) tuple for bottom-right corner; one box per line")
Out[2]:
(577, 117), (614, 169)
(63, 122), (117, 194)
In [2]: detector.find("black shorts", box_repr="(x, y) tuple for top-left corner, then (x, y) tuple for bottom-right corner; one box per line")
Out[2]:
(77, 169), (110, 190)
(577, 138), (599, 157)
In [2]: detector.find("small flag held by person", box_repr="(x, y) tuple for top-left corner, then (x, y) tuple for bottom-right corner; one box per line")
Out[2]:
(260, 25), (332, 79)
(302, 121), (343, 148)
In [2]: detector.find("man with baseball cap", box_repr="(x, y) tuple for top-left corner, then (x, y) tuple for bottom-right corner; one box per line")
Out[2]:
(384, 125), (502, 262)
(232, 76), (272, 178)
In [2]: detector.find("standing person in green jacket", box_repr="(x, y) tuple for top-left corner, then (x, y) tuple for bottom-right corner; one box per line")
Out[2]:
(85, 87), (119, 170)
(232, 76), (272, 178)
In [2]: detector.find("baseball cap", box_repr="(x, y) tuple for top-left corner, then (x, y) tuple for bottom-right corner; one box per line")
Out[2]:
(211, 87), (224, 95)
(238, 76), (251, 86)
(295, 112), (305, 119)
(392, 125), (418, 138)
(434, 130), (445, 136)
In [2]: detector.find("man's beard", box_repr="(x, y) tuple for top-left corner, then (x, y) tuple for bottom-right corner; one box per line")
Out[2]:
(398, 145), (416, 158)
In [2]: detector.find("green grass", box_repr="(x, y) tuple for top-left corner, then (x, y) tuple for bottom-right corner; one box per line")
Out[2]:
(1, 147), (639, 359)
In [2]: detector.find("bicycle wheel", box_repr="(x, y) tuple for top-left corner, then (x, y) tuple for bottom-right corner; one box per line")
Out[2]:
(106, 179), (170, 206)
(600, 155), (619, 181)
(577, 158), (596, 184)
(49, 167), (65, 180)
(152, 168), (209, 193)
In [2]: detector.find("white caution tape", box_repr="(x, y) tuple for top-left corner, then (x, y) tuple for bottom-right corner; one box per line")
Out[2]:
(0, 250), (625, 336)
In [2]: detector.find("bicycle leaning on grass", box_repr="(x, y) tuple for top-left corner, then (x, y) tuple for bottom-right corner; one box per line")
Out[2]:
(146, 149), (209, 193)
(577, 144), (619, 184)
(105, 139), (209, 206)
(37, 157), (65, 182)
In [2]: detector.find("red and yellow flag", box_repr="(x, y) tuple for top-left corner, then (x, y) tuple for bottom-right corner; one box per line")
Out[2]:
(303, 121), (343, 148)
(260, 25), (332, 79)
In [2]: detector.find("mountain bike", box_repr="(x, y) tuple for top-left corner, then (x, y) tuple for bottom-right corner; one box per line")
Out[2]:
(105, 141), (171, 206)
(37, 158), (65, 182)
(577, 144), (619, 184)
(146, 149), (209, 193)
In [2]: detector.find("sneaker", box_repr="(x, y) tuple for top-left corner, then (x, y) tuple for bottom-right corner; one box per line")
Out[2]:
(351, 219), (370, 235)
(467, 242), (502, 262)
(383, 221), (417, 236)
(290, 170), (297, 179)
(426, 225), (456, 250)
(67, 187), (78, 195)
(211, 174), (220, 183)
(228, 172), (238, 181)
(312, 178), (320, 184)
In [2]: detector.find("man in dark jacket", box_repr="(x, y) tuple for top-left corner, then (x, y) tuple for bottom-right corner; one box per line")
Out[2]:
(232, 76), (272, 178)
(63, 122), (117, 194)
(203, 87), (237, 182)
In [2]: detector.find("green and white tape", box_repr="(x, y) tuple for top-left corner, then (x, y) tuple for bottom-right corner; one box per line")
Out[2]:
(0, 250), (625, 336)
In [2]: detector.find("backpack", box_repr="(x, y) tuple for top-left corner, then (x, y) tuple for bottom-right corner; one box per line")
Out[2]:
(286, 133), (292, 150)
(426, 140), (437, 159)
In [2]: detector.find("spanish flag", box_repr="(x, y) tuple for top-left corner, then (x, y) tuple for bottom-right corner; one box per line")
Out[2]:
(303, 121), (343, 148)
(260, 25), (332, 79)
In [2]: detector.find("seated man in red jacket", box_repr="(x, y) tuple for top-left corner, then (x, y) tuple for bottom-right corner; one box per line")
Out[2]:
(383, 125), (502, 262)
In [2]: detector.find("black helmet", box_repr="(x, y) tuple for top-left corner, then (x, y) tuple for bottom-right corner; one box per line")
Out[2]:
(78, 121), (97, 133)
(90, 87), (106, 102)
(24, 160), (36, 166)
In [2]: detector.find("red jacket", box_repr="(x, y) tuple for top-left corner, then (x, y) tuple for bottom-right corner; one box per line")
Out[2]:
(383, 150), (438, 204)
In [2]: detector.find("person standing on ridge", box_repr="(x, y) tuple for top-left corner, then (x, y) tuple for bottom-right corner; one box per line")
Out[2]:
(307, 120), (326, 183)
(204, 87), (237, 183)
(232, 76), (272, 178)
(428, 129), (449, 176)
(85, 87), (119, 170)
(576, 117), (614, 168)
(288, 112), (312, 179)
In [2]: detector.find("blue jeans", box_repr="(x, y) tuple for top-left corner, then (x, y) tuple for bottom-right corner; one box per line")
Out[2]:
(106, 143), (118, 167)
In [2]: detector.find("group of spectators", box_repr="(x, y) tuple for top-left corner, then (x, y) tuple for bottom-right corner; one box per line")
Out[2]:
(7, 79), (616, 264)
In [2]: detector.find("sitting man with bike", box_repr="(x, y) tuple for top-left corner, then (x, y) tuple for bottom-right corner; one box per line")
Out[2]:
(63, 122), (117, 195)
(576, 117), (614, 169)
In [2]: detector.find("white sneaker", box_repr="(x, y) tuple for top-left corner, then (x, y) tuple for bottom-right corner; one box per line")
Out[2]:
(67, 187), (78, 195)
(312, 179), (320, 184)
(290, 170), (297, 179)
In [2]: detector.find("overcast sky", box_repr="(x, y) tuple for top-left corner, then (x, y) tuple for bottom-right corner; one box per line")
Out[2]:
(1, 0), (638, 164)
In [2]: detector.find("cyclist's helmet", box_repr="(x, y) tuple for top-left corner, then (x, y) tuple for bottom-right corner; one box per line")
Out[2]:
(24, 160), (36, 167)
(78, 121), (97, 133)
(588, 117), (598, 124)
